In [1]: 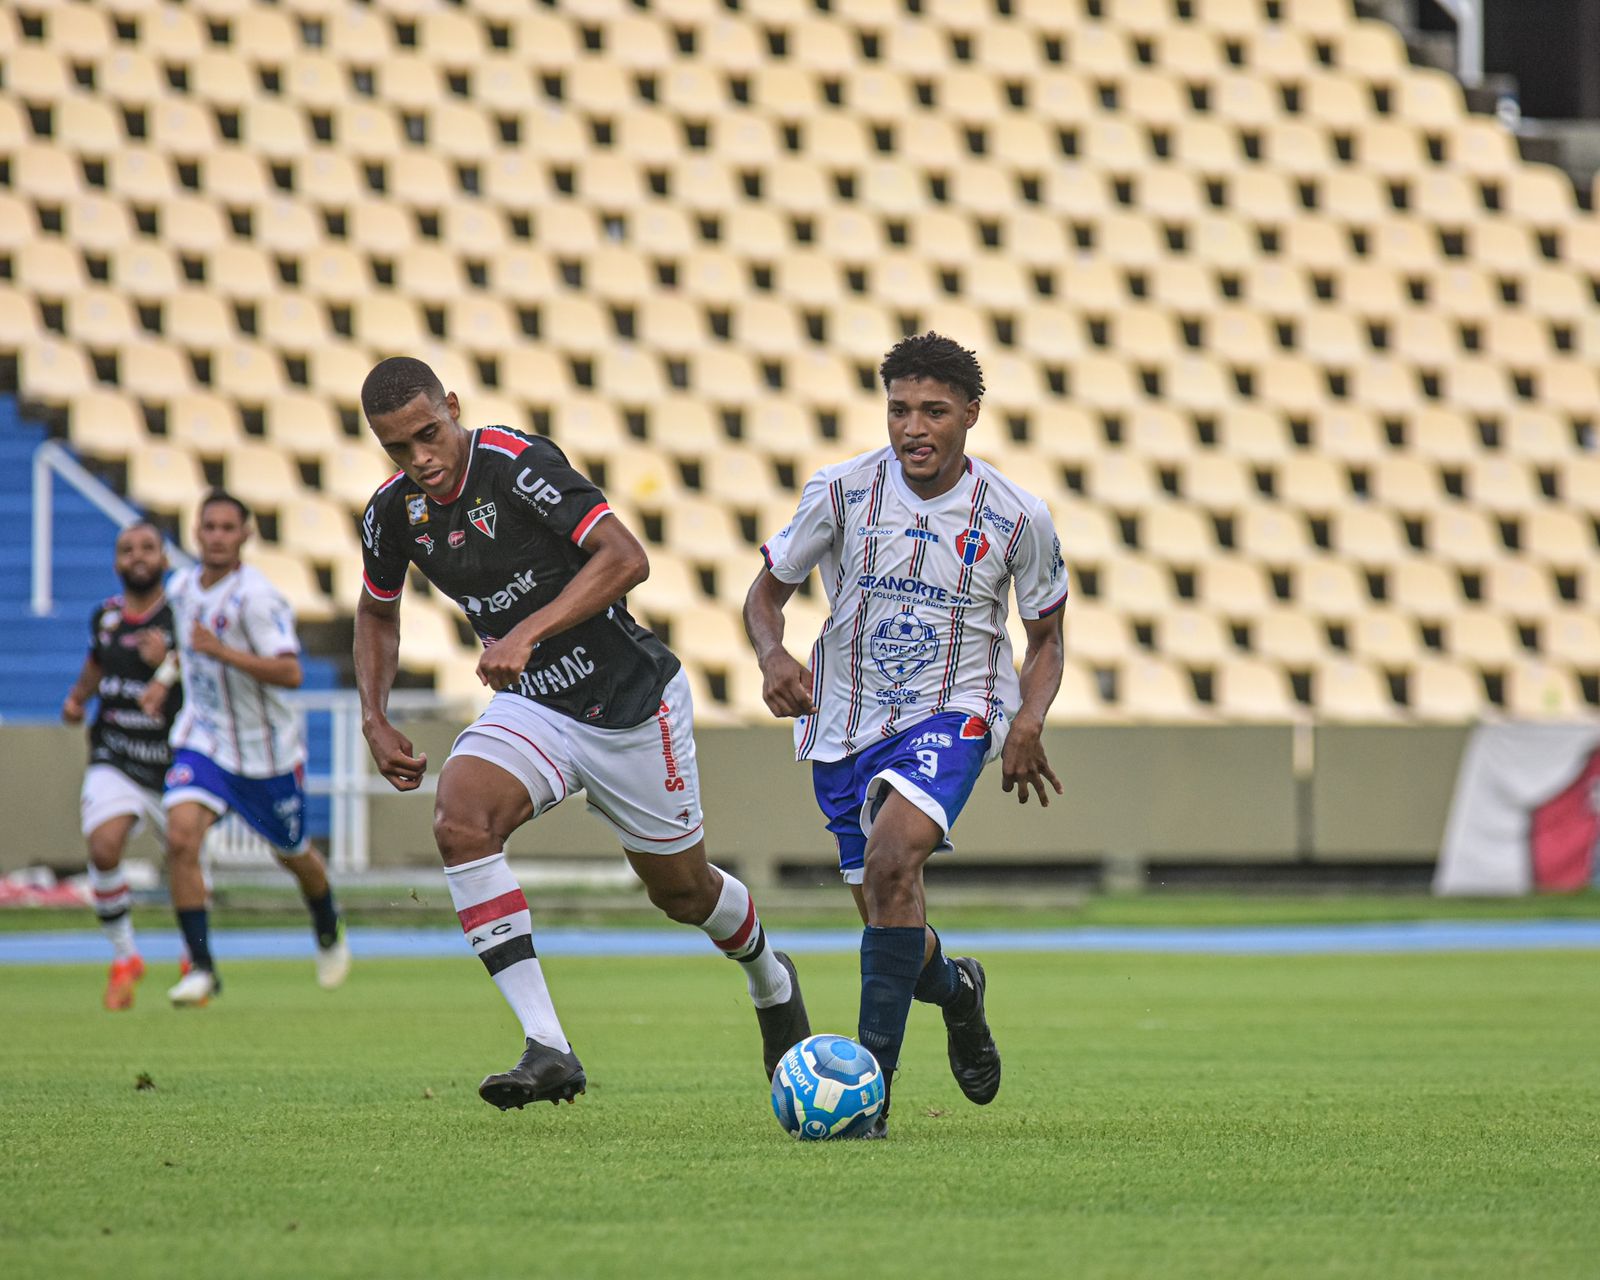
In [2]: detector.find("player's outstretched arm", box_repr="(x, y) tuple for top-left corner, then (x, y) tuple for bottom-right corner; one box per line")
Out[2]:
(742, 569), (816, 719)
(475, 515), (649, 692)
(62, 655), (101, 724)
(1001, 612), (1066, 807)
(354, 591), (428, 791)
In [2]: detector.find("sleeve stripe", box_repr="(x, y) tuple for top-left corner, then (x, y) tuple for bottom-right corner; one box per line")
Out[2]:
(362, 571), (403, 602)
(572, 503), (612, 547)
(477, 427), (529, 458)
(1035, 587), (1068, 617)
(760, 543), (775, 569)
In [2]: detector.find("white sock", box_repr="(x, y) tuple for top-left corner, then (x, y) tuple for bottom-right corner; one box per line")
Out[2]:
(700, 867), (792, 1008)
(443, 852), (569, 1052)
(87, 864), (138, 961)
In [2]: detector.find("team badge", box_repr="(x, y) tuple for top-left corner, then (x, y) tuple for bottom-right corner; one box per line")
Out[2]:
(407, 495), (428, 525)
(869, 609), (941, 684)
(448, 530), (466, 548)
(469, 502), (498, 539)
(415, 534), (434, 554)
(954, 528), (990, 566)
(960, 715), (989, 739)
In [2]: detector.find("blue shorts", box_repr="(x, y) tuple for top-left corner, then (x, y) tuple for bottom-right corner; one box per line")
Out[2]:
(811, 712), (993, 885)
(162, 748), (309, 854)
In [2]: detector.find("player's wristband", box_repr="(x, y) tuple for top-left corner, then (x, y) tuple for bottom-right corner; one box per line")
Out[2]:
(153, 655), (179, 686)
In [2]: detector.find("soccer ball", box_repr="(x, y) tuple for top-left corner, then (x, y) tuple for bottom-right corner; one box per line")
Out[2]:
(771, 1034), (885, 1140)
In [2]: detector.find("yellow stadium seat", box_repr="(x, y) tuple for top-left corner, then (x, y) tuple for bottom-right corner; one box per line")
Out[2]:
(223, 442), (303, 514)
(1498, 165), (1577, 225)
(1277, 453), (1356, 517)
(1046, 661), (1110, 724)
(1476, 312), (1548, 364)
(1481, 561), (1556, 616)
(1370, 218), (1440, 268)
(1386, 559), (1461, 617)
(1461, 456), (1541, 514)
(1366, 455), (1444, 515)
(1349, 608), (1421, 664)
(1181, 454), (1255, 512)
(1409, 659), (1485, 721)
(1119, 72), (1190, 129)
(695, 16), (764, 72)
(1543, 613), (1600, 667)
(1408, 171), (1482, 224)
(1119, 656), (1209, 722)
(1386, 310), (1458, 364)
(1234, 504), (1312, 563)
(283, 57), (351, 113)
(1519, 508), (1594, 571)
(167, 393), (241, 456)
(1159, 607), (1233, 663)
(1153, 26), (1225, 77)
(1327, 507), (1408, 566)
(1252, 609), (1327, 666)
(397, 595), (467, 677)
(547, 395), (630, 456)
(1443, 117), (1518, 175)
(1353, 121), (1426, 179)
(66, 289), (141, 348)
(1214, 658), (1298, 721)
(1315, 659), (1398, 722)
(129, 442), (207, 514)
(1501, 409), (1573, 463)
(1537, 361), (1600, 415)
(1426, 265), (1500, 320)
(1348, 359), (1421, 415)
(1505, 662), (1584, 719)
(67, 391), (145, 460)
(1257, 357), (1330, 417)
(1195, 558), (1273, 614)
(319, 441), (396, 513)
(299, 246), (369, 304)
(1521, 266), (1591, 321)
(1141, 505), (1216, 564)
(1328, 20), (1408, 75)
(1301, 74), (1369, 131)
(115, 339), (192, 400)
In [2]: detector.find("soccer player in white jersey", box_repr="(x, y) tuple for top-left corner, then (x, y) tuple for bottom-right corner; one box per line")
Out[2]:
(745, 333), (1066, 1138)
(141, 491), (351, 1005)
(354, 356), (809, 1111)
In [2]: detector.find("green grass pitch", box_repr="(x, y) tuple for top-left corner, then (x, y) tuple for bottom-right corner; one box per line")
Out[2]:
(3, 948), (1597, 1279)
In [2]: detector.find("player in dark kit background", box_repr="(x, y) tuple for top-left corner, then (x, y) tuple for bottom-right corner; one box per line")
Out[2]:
(60, 521), (182, 1010)
(354, 355), (810, 1110)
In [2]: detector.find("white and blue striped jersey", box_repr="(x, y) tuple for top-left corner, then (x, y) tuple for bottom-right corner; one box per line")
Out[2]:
(762, 447), (1066, 764)
(167, 563), (305, 778)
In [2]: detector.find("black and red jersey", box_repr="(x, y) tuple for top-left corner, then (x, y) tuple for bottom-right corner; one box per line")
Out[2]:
(86, 593), (182, 790)
(360, 425), (679, 730)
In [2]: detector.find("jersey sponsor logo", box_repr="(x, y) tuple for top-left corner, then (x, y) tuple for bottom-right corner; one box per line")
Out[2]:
(448, 530), (466, 548)
(469, 502), (498, 539)
(1050, 535), (1064, 582)
(904, 528), (941, 544)
(874, 687), (922, 707)
(515, 645), (596, 698)
(363, 506), (382, 550)
(870, 609), (941, 685)
(515, 469), (563, 508)
(407, 495), (428, 525)
(857, 526), (897, 538)
(955, 528), (991, 566)
(910, 730), (953, 750)
(656, 700), (686, 793)
(960, 715), (989, 739)
(165, 762), (195, 788)
(856, 572), (973, 609)
(415, 534), (434, 554)
(845, 487), (870, 504)
(980, 505), (1017, 535)
(459, 568), (538, 618)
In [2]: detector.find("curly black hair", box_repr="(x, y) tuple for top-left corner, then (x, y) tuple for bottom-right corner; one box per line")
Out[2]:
(361, 356), (445, 420)
(878, 331), (985, 403)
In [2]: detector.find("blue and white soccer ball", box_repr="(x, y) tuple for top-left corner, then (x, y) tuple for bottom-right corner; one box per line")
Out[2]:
(771, 1034), (885, 1140)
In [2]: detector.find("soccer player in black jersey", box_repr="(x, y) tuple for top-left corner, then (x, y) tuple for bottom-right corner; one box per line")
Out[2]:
(354, 356), (810, 1110)
(60, 521), (182, 1009)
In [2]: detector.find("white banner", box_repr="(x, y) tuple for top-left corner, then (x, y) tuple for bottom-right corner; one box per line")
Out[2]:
(1434, 723), (1600, 895)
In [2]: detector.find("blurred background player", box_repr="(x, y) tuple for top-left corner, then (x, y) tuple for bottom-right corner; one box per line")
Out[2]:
(141, 491), (350, 1006)
(355, 356), (809, 1110)
(745, 333), (1067, 1137)
(60, 521), (181, 1010)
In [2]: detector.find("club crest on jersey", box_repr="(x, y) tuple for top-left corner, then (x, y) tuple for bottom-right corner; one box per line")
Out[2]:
(407, 495), (428, 525)
(469, 502), (498, 539)
(414, 534), (434, 554)
(869, 609), (941, 685)
(955, 528), (990, 566)
(960, 715), (989, 739)
(448, 530), (466, 548)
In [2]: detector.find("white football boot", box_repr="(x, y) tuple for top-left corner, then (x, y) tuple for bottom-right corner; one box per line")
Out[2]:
(315, 927), (351, 990)
(168, 968), (218, 1007)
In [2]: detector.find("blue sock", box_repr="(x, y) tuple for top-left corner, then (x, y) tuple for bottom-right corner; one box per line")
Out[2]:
(305, 890), (340, 948)
(913, 926), (963, 1009)
(858, 925), (927, 1085)
(176, 907), (214, 972)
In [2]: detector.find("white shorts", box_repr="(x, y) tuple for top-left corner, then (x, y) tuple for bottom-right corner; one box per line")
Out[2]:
(450, 666), (705, 855)
(80, 763), (167, 840)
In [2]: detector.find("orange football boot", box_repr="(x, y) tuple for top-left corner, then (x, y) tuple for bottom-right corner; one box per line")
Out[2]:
(104, 955), (146, 1011)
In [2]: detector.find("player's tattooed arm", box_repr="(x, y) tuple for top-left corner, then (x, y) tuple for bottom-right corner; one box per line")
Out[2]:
(743, 570), (817, 719)
(475, 515), (649, 692)
(354, 591), (428, 791)
(1001, 612), (1065, 807)
(62, 655), (102, 724)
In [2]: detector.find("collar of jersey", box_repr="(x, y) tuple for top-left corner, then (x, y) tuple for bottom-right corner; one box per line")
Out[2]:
(887, 452), (976, 512)
(429, 430), (478, 506)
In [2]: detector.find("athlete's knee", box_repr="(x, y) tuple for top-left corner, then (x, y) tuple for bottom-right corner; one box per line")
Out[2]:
(86, 829), (124, 869)
(861, 844), (922, 904)
(432, 806), (501, 864)
(645, 875), (713, 925)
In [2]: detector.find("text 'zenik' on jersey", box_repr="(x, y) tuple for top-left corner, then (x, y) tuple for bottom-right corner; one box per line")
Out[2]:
(762, 448), (1066, 764)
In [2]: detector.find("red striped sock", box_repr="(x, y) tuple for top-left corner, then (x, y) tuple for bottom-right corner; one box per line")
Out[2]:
(444, 852), (568, 1051)
(700, 867), (791, 1008)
